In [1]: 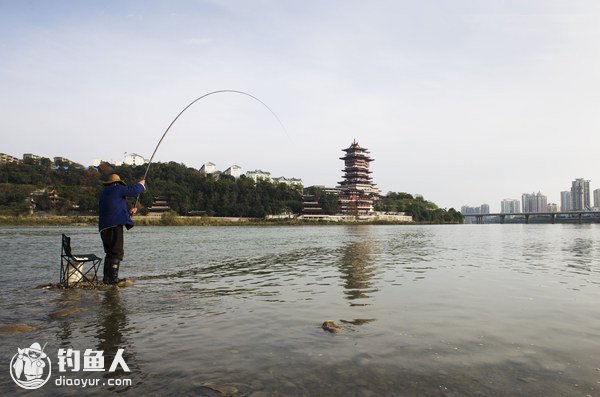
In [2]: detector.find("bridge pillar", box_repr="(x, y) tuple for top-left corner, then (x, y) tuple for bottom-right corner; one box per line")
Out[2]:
(500, 214), (505, 224)
(579, 213), (582, 224)
(551, 214), (555, 224)
(525, 214), (530, 224)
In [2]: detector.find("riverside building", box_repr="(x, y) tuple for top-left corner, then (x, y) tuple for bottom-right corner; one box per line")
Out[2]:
(522, 192), (547, 213)
(460, 205), (490, 214)
(560, 191), (572, 212)
(337, 140), (380, 216)
(501, 199), (521, 214)
(571, 178), (590, 211)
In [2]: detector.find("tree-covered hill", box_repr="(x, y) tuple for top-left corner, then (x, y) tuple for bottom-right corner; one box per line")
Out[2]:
(375, 192), (463, 223)
(0, 161), (462, 223)
(0, 161), (302, 217)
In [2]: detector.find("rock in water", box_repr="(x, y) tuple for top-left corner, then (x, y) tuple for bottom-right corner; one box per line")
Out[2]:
(0, 323), (36, 335)
(96, 279), (134, 290)
(197, 383), (239, 396)
(50, 307), (81, 319)
(322, 320), (342, 333)
(117, 279), (134, 288)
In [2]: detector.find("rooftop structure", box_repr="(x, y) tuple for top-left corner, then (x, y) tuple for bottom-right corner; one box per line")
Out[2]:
(53, 156), (83, 169)
(54, 156), (73, 165)
(301, 195), (324, 217)
(223, 165), (242, 178)
(23, 153), (44, 164)
(246, 170), (272, 183)
(273, 176), (303, 188)
(147, 196), (171, 216)
(199, 162), (217, 175)
(337, 140), (380, 216)
(123, 152), (149, 166)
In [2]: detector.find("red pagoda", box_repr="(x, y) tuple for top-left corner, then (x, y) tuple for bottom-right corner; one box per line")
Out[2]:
(338, 140), (380, 215)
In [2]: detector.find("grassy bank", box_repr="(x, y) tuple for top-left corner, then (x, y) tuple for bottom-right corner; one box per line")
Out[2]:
(0, 215), (98, 226)
(0, 215), (429, 226)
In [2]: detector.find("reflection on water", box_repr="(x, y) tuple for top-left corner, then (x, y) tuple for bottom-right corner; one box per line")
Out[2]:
(96, 289), (141, 390)
(387, 230), (440, 281)
(97, 289), (127, 354)
(54, 289), (84, 345)
(339, 227), (377, 304)
(566, 237), (595, 271)
(1, 224), (600, 396)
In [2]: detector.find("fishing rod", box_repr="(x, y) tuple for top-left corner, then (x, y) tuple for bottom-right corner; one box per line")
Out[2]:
(134, 89), (288, 208)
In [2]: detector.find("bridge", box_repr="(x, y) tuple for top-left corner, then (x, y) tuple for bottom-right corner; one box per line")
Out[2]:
(462, 211), (600, 224)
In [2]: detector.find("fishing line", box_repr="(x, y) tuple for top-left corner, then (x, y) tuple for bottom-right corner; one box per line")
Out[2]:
(134, 89), (289, 208)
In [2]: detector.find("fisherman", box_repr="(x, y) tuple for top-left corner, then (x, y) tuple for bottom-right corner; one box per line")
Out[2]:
(13, 342), (47, 381)
(99, 174), (146, 284)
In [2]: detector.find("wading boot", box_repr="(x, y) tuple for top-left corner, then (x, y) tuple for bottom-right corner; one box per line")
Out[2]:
(102, 258), (111, 284)
(109, 259), (126, 285)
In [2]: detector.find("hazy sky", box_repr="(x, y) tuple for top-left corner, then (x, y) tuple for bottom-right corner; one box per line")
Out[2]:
(1, 1), (599, 211)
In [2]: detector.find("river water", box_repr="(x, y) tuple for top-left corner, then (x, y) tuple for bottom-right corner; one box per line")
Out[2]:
(0, 224), (599, 396)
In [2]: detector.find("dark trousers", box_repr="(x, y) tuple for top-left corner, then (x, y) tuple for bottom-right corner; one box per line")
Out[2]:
(101, 225), (124, 262)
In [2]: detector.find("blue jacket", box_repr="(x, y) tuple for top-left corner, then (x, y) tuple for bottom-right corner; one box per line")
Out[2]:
(99, 183), (146, 231)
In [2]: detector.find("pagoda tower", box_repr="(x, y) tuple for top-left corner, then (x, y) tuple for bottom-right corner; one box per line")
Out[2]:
(337, 140), (380, 216)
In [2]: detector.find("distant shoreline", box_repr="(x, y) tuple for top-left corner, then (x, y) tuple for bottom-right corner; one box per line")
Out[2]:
(0, 215), (450, 226)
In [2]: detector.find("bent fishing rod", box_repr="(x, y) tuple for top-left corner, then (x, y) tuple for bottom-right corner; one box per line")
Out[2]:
(134, 89), (288, 208)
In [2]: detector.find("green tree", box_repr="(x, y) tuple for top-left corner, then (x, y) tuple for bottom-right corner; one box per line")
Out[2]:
(376, 191), (463, 223)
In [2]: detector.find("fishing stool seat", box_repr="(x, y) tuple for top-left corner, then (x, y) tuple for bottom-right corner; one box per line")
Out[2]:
(59, 234), (102, 287)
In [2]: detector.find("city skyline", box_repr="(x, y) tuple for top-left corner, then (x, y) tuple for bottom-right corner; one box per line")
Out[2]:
(463, 176), (600, 213)
(2, 2), (600, 212)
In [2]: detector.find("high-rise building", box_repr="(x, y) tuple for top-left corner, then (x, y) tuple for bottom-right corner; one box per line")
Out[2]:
(522, 192), (547, 213)
(337, 140), (380, 215)
(460, 205), (489, 214)
(560, 191), (572, 212)
(501, 199), (521, 214)
(594, 188), (600, 209)
(460, 206), (479, 214)
(571, 178), (590, 211)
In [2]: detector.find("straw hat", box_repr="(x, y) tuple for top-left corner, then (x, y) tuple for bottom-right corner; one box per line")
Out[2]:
(27, 342), (47, 359)
(103, 174), (126, 185)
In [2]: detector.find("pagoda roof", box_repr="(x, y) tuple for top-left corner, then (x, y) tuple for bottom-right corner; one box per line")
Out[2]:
(342, 139), (369, 151)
